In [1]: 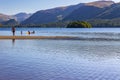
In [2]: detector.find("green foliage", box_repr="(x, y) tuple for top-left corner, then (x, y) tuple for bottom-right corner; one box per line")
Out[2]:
(16, 21), (70, 28)
(87, 19), (120, 27)
(1, 19), (120, 28)
(0, 24), (2, 27)
(67, 21), (92, 28)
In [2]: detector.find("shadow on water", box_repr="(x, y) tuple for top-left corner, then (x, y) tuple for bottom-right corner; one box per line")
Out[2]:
(12, 39), (15, 46)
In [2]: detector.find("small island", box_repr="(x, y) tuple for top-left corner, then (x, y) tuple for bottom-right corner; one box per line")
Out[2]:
(67, 21), (92, 28)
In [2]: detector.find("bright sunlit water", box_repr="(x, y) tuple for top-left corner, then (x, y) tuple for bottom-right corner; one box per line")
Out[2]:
(1, 28), (120, 80)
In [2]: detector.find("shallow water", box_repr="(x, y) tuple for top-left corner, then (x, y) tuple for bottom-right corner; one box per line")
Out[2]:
(0, 40), (120, 80)
(1, 28), (120, 40)
(1, 28), (120, 80)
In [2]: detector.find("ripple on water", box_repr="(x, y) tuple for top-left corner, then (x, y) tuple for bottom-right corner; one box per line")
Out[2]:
(0, 40), (120, 80)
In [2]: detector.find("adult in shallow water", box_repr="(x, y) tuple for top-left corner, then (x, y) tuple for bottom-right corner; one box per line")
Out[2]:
(11, 26), (15, 36)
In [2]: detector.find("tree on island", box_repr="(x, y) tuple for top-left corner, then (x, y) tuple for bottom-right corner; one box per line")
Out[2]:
(67, 21), (92, 28)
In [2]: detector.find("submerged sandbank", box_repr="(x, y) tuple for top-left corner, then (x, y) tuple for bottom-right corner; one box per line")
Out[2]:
(0, 36), (78, 40)
(0, 36), (120, 41)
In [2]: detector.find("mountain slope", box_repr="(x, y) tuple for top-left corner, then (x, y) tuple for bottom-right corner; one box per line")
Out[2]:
(86, 1), (115, 8)
(64, 6), (105, 21)
(0, 13), (13, 22)
(96, 3), (120, 19)
(64, 1), (115, 21)
(1, 19), (19, 25)
(22, 3), (84, 24)
(13, 13), (32, 22)
(0, 12), (32, 24)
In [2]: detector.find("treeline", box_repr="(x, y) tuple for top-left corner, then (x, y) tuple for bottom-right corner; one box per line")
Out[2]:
(87, 19), (120, 28)
(1, 19), (120, 28)
(0, 21), (69, 28)
(17, 21), (69, 28)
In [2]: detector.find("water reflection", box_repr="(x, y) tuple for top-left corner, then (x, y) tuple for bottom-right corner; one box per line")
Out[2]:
(12, 39), (15, 46)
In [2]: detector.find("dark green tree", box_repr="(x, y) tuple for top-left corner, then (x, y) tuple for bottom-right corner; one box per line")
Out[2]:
(67, 21), (92, 28)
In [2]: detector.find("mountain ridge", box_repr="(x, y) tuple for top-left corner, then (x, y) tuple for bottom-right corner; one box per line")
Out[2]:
(64, 0), (116, 21)
(1, 0), (120, 25)
(22, 0), (117, 24)
(85, 0), (115, 8)
(0, 12), (32, 24)
(13, 13), (32, 22)
(22, 3), (84, 24)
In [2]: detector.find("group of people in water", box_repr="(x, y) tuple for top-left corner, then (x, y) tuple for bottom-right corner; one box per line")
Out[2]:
(12, 26), (35, 36)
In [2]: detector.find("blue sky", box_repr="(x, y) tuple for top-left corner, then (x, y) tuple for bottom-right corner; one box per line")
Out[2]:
(0, 0), (119, 15)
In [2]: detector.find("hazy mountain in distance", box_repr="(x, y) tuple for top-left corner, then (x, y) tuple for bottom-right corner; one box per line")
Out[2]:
(0, 12), (32, 24)
(1, 19), (19, 25)
(22, 3), (84, 24)
(13, 13), (32, 22)
(0, 13), (13, 22)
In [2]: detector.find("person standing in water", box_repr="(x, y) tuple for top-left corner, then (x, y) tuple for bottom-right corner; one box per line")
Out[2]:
(12, 26), (15, 36)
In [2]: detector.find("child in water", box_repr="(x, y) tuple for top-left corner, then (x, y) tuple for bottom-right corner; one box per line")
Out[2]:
(28, 31), (30, 35)
(21, 31), (22, 35)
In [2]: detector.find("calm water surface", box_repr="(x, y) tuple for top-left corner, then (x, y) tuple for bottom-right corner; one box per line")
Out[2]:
(1, 28), (120, 80)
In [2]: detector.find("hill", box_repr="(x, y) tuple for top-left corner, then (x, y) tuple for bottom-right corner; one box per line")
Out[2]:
(0, 12), (32, 24)
(1, 19), (19, 26)
(64, 1), (115, 21)
(13, 13), (32, 22)
(2, 0), (120, 28)
(86, 1), (115, 8)
(22, 0), (116, 24)
(0, 13), (13, 22)
(22, 3), (84, 24)
(96, 3), (120, 19)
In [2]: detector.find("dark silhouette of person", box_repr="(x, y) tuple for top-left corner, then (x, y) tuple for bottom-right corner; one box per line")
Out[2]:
(21, 31), (23, 35)
(28, 31), (30, 35)
(12, 26), (15, 36)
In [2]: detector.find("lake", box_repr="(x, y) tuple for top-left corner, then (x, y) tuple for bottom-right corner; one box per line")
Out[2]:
(1, 28), (120, 80)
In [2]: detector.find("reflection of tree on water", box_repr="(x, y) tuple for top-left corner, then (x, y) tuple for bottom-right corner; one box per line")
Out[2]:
(12, 39), (15, 46)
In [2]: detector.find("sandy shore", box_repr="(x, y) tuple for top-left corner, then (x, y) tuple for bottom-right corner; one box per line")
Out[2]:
(0, 36), (78, 40)
(0, 36), (120, 41)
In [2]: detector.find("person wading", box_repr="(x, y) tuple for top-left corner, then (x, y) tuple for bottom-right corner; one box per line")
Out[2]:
(12, 26), (15, 36)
